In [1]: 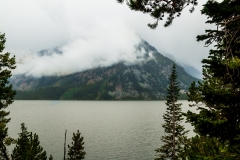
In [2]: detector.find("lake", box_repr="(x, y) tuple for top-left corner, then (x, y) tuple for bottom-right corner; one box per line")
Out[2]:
(6, 100), (195, 159)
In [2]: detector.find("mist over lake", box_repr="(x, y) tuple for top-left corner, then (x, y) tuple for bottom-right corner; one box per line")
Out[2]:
(7, 100), (194, 159)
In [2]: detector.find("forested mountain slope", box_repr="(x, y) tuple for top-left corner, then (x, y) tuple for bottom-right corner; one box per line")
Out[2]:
(11, 41), (199, 100)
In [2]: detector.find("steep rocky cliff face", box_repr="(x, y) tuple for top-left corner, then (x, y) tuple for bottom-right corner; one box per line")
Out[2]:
(11, 41), (199, 100)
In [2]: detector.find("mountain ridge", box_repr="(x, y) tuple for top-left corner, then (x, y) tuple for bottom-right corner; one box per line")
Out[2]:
(160, 51), (202, 79)
(11, 40), (199, 100)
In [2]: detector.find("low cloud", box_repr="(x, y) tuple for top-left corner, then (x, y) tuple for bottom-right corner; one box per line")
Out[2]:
(1, 0), (212, 74)
(11, 20), (148, 77)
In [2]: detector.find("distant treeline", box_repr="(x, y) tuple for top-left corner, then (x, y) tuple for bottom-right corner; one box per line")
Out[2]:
(14, 86), (188, 100)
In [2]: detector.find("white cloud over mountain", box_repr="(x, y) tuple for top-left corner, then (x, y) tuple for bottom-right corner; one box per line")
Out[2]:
(1, 0), (214, 76)
(12, 20), (149, 77)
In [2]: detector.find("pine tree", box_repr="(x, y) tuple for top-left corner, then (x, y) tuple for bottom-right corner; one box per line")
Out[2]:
(182, 136), (238, 159)
(0, 32), (16, 160)
(67, 130), (86, 160)
(117, 0), (198, 27)
(49, 155), (53, 160)
(155, 64), (188, 160)
(185, 0), (240, 152)
(11, 123), (48, 160)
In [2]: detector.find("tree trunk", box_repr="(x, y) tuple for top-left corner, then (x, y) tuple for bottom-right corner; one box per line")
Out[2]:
(1, 143), (10, 160)
(172, 101), (175, 160)
(64, 129), (67, 160)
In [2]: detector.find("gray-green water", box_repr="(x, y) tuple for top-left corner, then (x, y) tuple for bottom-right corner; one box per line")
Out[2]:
(6, 100), (194, 159)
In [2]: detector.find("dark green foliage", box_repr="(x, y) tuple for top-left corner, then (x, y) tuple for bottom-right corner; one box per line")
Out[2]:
(184, 0), (240, 157)
(117, 0), (197, 27)
(182, 136), (240, 159)
(155, 64), (188, 159)
(67, 130), (86, 160)
(67, 82), (103, 100)
(15, 86), (69, 100)
(0, 32), (16, 159)
(11, 123), (49, 160)
(183, 0), (240, 159)
(49, 155), (53, 160)
(178, 93), (188, 100)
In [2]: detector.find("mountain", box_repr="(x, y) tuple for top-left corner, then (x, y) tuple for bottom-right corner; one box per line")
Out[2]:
(11, 40), (199, 100)
(161, 51), (202, 79)
(179, 63), (202, 79)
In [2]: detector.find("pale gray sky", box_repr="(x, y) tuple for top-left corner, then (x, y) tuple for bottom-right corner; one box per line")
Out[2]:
(0, 0), (217, 76)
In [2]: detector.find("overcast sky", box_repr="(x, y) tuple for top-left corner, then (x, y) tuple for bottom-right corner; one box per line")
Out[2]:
(0, 0), (219, 77)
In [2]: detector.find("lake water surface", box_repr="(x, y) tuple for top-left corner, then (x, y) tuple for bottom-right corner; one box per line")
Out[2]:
(7, 100), (194, 159)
